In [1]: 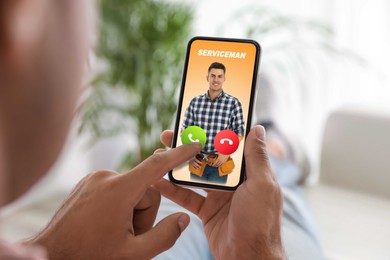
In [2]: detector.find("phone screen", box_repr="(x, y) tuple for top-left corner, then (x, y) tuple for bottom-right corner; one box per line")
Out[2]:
(169, 37), (261, 190)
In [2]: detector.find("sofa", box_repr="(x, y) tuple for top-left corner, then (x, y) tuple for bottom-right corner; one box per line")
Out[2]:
(304, 106), (390, 259)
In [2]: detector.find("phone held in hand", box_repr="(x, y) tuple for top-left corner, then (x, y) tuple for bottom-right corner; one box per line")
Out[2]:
(169, 36), (261, 191)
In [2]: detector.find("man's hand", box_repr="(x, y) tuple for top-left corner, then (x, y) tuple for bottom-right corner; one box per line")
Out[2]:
(211, 154), (229, 167)
(26, 143), (201, 260)
(155, 126), (285, 259)
(189, 156), (203, 169)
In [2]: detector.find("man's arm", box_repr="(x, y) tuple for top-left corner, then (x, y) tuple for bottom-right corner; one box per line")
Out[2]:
(24, 143), (202, 259)
(181, 99), (202, 169)
(232, 99), (245, 138)
(181, 99), (195, 132)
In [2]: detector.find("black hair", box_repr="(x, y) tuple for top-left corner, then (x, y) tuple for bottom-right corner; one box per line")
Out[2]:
(208, 62), (226, 74)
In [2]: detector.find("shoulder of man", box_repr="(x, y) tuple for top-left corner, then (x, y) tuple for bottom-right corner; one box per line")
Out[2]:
(190, 93), (206, 103)
(223, 92), (242, 105)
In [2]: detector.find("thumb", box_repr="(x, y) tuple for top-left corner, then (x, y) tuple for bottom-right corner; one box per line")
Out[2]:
(133, 213), (190, 258)
(244, 125), (274, 180)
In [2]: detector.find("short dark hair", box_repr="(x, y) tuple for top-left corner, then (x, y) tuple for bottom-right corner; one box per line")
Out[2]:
(208, 62), (226, 74)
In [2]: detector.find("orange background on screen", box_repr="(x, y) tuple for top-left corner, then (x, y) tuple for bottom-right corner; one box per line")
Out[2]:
(172, 39), (258, 187)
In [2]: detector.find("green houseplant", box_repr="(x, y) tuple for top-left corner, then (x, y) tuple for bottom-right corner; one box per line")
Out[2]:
(80, 0), (193, 170)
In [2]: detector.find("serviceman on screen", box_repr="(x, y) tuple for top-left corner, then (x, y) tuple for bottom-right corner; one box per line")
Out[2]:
(182, 62), (244, 184)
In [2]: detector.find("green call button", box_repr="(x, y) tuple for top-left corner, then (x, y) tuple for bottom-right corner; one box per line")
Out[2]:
(181, 126), (207, 148)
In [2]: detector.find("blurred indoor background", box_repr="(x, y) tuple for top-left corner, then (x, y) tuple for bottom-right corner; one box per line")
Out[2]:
(1, 0), (390, 259)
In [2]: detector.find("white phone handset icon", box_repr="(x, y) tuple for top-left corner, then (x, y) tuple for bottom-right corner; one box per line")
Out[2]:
(220, 138), (233, 145)
(188, 133), (200, 143)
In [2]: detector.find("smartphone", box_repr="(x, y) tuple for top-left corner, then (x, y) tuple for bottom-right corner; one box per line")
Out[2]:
(169, 36), (261, 191)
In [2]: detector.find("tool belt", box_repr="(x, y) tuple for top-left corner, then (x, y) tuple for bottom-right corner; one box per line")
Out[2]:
(189, 154), (235, 177)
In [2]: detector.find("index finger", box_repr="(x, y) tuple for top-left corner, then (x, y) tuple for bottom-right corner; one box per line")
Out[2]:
(121, 142), (201, 188)
(160, 130), (174, 147)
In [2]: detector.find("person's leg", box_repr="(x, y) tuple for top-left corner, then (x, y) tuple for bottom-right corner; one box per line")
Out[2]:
(190, 172), (207, 182)
(190, 165), (227, 184)
(264, 122), (324, 259)
(190, 164), (210, 182)
(154, 190), (213, 260)
(204, 165), (227, 184)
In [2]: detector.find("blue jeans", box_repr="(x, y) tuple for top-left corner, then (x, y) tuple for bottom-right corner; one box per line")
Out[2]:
(155, 155), (324, 259)
(190, 164), (228, 184)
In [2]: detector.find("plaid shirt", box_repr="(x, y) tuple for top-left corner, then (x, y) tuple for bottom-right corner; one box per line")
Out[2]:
(182, 91), (245, 154)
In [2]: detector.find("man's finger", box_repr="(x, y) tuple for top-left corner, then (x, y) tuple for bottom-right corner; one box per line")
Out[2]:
(121, 142), (201, 189)
(153, 179), (205, 215)
(192, 163), (199, 170)
(191, 160), (201, 169)
(244, 125), (274, 181)
(160, 130), (174, 147)
(133, 188), (161, 235)
(212, 159), (221, 167)
(153, 148), (166, 154)
(132, 213), (190, 259)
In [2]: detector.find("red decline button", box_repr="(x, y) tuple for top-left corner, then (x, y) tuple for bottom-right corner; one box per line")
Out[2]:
(214, 130), (239, 155)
